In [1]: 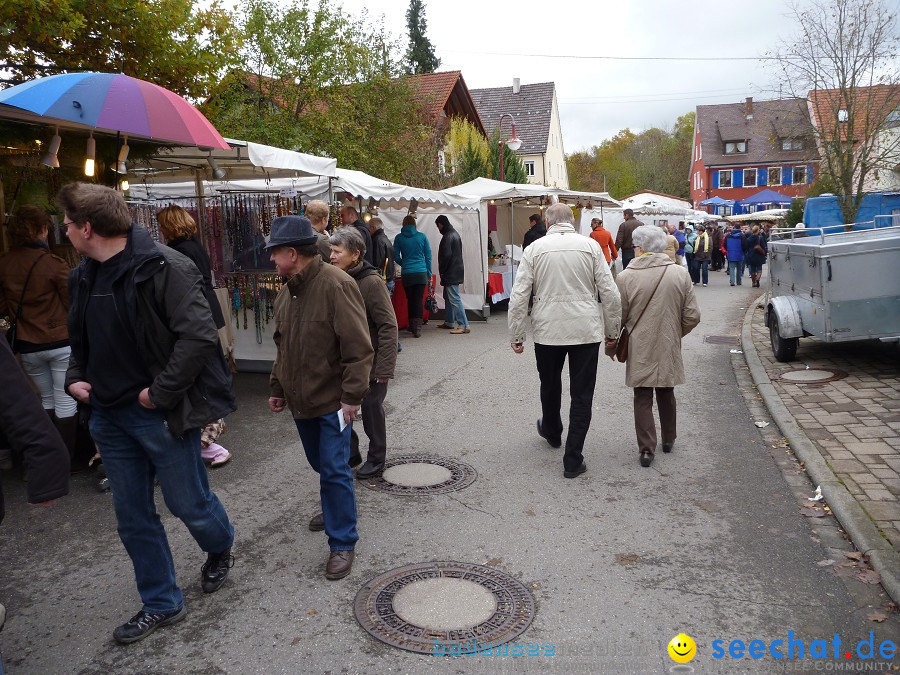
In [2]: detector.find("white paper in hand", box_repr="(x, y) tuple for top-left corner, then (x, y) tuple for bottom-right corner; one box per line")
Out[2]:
(337, 409), (347, 432)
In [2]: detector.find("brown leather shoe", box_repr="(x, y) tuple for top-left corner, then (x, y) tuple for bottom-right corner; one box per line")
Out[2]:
(325, 550), (354, 580)
(308, 513), (324, 532)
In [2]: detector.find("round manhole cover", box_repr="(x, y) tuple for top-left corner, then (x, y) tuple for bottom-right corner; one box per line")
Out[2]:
(383, 462), (453, 487)
(778, 368), (847, 384)
(358, 454), (476, 495)
(354, 561), (535, 654)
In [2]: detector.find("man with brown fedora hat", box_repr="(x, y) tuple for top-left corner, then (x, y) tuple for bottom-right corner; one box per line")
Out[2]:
(266, 215), (373, 580)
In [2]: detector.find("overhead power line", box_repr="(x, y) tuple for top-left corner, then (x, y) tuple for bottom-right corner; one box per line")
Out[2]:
(443, 49), (779, 62)
(563, 86), (755, 101)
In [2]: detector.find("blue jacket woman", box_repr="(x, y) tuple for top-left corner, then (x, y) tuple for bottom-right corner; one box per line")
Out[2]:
(393, 216), (432, 337)
(725, 230), (745, 262)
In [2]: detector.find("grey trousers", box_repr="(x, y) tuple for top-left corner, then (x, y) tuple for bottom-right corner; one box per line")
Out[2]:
(633, 387), (676, 455)
(350, 380), (389, 465)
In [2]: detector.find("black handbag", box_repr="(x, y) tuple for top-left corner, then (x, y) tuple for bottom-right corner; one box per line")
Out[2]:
(6, 252), (45, 354)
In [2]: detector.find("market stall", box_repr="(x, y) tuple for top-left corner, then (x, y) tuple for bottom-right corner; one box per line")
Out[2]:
(447, 177), (620, 304)
(130, 167), (481, 369)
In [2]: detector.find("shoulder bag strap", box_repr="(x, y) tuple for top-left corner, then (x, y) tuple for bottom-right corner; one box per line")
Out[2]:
(12, 251), (47, 323)
(627, 265), (669, 334)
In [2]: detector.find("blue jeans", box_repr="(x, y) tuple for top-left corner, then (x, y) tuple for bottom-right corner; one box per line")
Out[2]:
(697, 260), (709, 284)
(728, 261), (744, 285)
(90, 402), (234, 614)
(294, 414), (358, 551)
(443, 284), (468, 328)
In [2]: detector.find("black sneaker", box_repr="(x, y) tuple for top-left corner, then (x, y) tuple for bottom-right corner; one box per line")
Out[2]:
(113, 606), (186, 644)
(201, 548), (234, 593)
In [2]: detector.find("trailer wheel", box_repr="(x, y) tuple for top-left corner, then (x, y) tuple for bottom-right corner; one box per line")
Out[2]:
(769, 314), (798, 362)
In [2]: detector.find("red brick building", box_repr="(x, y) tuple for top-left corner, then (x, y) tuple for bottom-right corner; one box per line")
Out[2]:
(689, 97), (820, 214)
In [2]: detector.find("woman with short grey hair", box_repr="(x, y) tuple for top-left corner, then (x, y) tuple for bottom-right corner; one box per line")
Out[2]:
(328, 226), (398, 479)
(631, 224), (668, 254)
(613, 225), (701, 468)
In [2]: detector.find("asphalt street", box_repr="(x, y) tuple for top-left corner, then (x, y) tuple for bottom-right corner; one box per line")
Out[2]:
(1, 267), (898, 674)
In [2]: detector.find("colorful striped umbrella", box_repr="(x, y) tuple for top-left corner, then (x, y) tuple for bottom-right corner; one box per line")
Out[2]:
(0, 72), (230, 150)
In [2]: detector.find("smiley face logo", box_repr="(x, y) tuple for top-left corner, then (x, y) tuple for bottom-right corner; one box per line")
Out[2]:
(668, 633), (696, 663)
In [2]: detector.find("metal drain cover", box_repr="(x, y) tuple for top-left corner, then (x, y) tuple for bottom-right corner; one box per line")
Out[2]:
(354, 561), (535, 654)
(358, 454), (477, 495)
(778, 368), (847, 383)
(704, 335), (741, 345)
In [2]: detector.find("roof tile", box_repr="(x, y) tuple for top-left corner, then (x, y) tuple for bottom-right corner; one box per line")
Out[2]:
(470, 82), (555, 154)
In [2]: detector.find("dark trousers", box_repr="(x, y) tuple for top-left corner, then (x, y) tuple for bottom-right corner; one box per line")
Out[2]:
(633, 387), (676, 455)
(350, 380), (389, 465)
(621, 249), (635, 269)
(685, 253), (699, 283)
(534, 342), (600, 472)
(404, 282), (426, 323)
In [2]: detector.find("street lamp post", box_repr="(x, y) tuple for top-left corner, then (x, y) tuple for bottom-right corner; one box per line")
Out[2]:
(497, 113), (522, 182)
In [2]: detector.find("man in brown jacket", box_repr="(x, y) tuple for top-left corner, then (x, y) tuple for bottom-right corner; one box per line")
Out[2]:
(614, 209), (645, 269)
(267, 216), (374, 581)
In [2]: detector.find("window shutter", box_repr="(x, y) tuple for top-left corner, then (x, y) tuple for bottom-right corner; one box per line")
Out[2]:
(758, 168), (768, 186)
(733, 169), (744, 188)
(783, 166), (793, 184)
(808, 164), (814, 183)
(712, 171), (719, 188)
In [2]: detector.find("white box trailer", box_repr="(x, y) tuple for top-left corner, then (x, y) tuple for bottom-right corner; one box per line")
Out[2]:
(764, 221), (900, 361)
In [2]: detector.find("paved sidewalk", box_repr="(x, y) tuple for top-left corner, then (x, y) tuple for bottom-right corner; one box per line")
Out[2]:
(744, 298), (900, 600)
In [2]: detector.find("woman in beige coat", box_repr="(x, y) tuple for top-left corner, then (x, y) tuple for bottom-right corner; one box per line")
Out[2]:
(614, 225), (701, 467)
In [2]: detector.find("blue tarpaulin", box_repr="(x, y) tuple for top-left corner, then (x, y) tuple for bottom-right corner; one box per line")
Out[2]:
(803, 193), (900, 228)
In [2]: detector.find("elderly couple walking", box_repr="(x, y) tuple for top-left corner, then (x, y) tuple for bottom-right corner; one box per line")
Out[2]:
(508, 204), (701, 475)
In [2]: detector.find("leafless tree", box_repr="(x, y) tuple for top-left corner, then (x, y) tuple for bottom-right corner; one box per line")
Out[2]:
(771, 0), (899, 224)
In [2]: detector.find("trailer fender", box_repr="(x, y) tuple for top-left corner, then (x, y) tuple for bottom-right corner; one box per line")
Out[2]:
(766, 296), (804, 338)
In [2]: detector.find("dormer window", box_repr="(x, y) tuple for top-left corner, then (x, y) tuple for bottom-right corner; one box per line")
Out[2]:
(724, 141), (747, 154)
(781, 138), (803, 151)
(838, 109), (849, 122)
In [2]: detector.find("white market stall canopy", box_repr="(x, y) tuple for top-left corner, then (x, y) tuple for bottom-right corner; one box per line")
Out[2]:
(725, 209), (788, 223)
(448, 177), (621, 208)
(131, 138), (337, 182)
(129, 167), (479, 211)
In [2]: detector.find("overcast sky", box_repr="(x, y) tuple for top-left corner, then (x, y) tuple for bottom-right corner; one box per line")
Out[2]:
(326, 0), (806, 152)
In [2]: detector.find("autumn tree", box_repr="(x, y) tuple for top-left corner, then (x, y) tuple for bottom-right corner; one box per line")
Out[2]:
(771, 0), (899, 224)
(0, 0), (239, 98)
(203, 0), (443, 185)
(405, 0), (440, 75)
(444, 117), (489, 182)
(565, 113), (695, 199)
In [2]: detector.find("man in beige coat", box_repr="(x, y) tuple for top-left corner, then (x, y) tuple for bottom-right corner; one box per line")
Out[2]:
(509, 203), (621, 479)
(614, 225), (700, 467)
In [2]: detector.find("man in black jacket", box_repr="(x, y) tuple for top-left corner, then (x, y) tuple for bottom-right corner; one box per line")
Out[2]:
(522, 213), (546, 250)
(368, 217), (395, 292)
(435, 215), (469, 334)
(59, 183), (236, 645)
(340, 205), (374, 266)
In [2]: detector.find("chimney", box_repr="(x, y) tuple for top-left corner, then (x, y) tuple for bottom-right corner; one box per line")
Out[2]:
(513, 78), (520, 94)
(745, 97), (753, 119)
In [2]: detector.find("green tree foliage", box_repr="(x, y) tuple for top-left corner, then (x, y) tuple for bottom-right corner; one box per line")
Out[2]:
(203, 0), (444, 186)
(565, 112), (695, 199)
(405, 0), (440, 75)
(784, 198), (806, 227)
(0, 0), (240, 99)
(444, 117), (489, 182)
